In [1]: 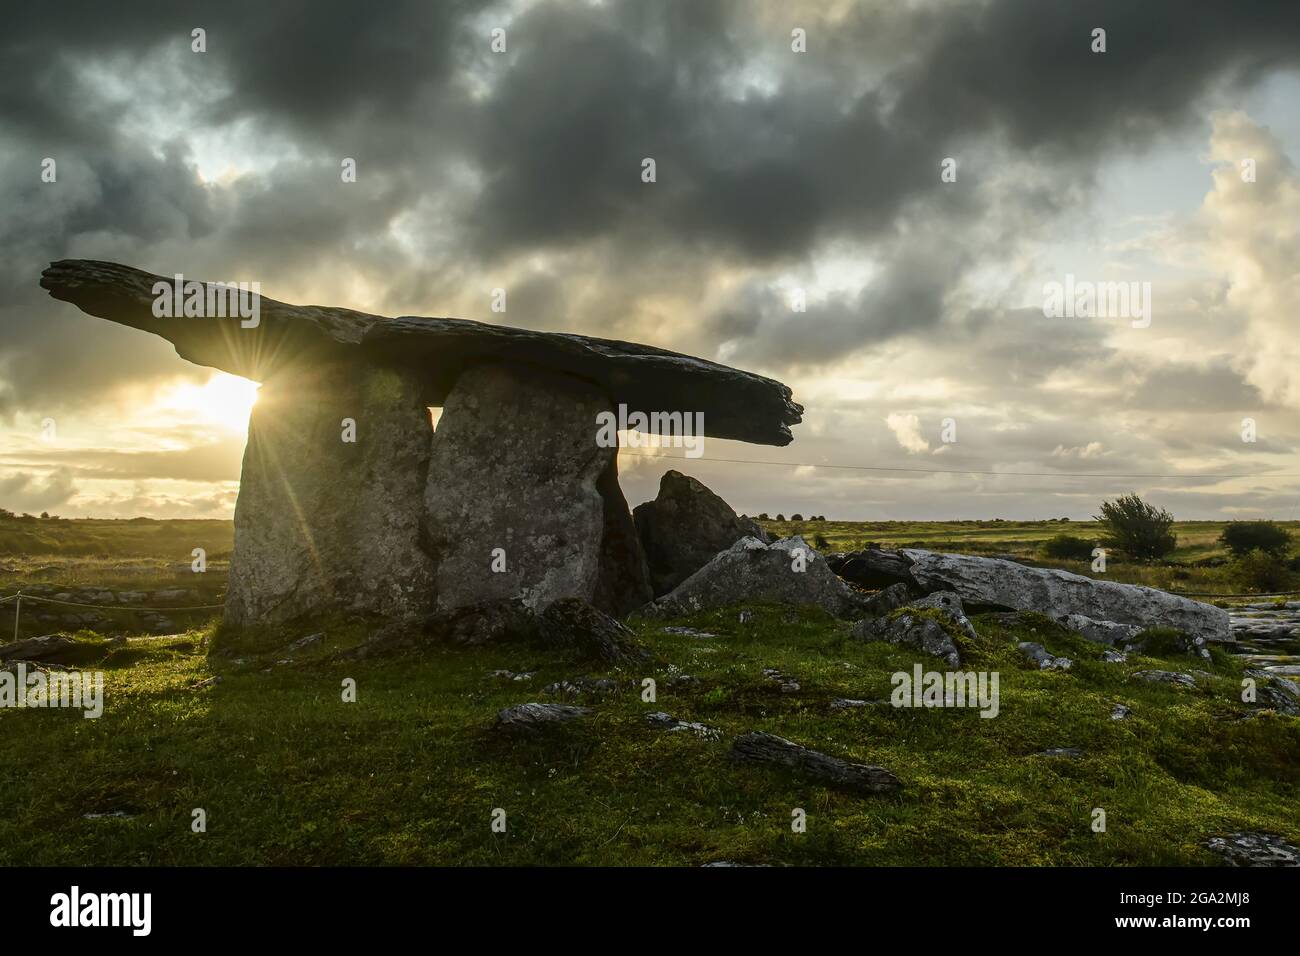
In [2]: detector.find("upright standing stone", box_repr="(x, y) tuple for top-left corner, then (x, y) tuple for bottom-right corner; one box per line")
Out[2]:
(634, 470), (770, 595)
(225, 364), (436, 627)
(422, 362), (651, 615)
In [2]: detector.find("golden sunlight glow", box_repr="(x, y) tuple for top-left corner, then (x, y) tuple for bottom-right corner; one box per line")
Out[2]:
(157, 372), (261, 433)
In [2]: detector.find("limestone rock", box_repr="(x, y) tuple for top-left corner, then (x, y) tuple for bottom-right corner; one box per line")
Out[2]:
(858, 582), (916, 617)
(1058, 612), (1143, 646)
(428, 599), (539, 647)
(493, 702), (591, 735)
(826, 548), (916, 590)
(1204, 832), (1300, 867)
(645, 712), (721, 739)
(907, 590), (977, 639)
(857, 548), (1231, 643)
(1018, 641), (1072, 671)
(41, 259), (802, 446)
(729, 731), (900, 794)
(538, 598), (651, 665)
(0, 634), (78, 663)
(633, 470), (770, 595)
(225, 363), (436, 627)
(647, 536), (869, 618)
(1131, 669), (1198, 689)
(592, 457), (654, 615)
(421, 363), (647, 615)
(852, 612), (962, 668)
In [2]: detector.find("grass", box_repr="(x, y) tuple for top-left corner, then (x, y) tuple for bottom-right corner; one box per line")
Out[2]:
(1, 605), (1295, 866)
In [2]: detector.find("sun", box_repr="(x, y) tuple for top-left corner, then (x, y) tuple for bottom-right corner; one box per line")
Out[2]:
(162, 372), (261, 433)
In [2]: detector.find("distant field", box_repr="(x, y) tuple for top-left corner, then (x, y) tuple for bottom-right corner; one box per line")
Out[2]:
(0, 517), (232, 560)
(757, 518), (1300, 562)
(2, 515), (1297, 597)
(0, 517), (233, 591)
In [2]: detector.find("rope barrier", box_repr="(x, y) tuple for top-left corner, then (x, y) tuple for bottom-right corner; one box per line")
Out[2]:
(0, 589), (223, 642)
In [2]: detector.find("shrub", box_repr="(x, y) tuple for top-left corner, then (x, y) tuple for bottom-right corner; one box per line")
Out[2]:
(1230, 549), (1293, 593)
(812, 533), (830, 551)
(775, 514), (785, 521)
(1094, 494), (1177, 561)
(1219, 521), (1292, 558)
(1040, 533), (1096, 561)
(756, 513), (769, 521)
(790, 513), (804, 521)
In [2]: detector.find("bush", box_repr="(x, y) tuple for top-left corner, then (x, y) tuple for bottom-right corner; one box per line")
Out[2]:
(1041, 533), (1096, 561)
(812, 533), (830, 551)
(790, 513), (804, 521)
(756, 513), (770, 521)
(1219, 521), (1292, 558)
(1230, 549), (1293, 593)
(1094, 494), (1177, 561)
(775, 514), (785, 521)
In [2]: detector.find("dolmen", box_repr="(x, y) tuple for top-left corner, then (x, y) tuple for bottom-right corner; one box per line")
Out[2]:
(41, 259), (802, 628)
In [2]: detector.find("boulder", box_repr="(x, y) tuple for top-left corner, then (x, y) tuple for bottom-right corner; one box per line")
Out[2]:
(645, 712), (721, 739)
(538, 598), (651, 664)
(421, 363), (651, 616)
(633, 470), (769, 595)
(1057, 612), (1143, 646)
(0, 634), (79, 663)
(493, 702), (592, 735)
(41, 259), (802, 446)
(834, 548), (1231, 644)
(1130, 669), (1198, 689)
(646, 536), (869, 619)
(852, 612), (962, 668)
(1018, 641), (1072, 671)
(907, 591), (977, 639)
(1204, 832), (1300, 867)
(225, 363), (436, 627)
(858, 582), (915, 617)
(729, 731), (900, 794)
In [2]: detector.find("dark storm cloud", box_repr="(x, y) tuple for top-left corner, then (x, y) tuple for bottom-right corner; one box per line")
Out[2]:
(3, 0), (1300, 410)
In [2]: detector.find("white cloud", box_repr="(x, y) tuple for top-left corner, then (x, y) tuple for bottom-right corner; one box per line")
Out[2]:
(885, 412), (930, 455)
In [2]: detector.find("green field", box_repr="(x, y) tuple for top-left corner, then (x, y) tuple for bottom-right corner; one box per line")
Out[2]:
(1, 513), (1297, 865)
(1, 608), (1296, 866)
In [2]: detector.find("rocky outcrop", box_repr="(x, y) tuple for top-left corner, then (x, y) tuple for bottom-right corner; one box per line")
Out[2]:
(1204, 832), (1300, 867)
(646, 536), (869, 619)
(633, 470), (769, 595)
(493, 702), (591, 735)
(829, 547), (1231, 644)
(421, 363), (651, 616)
(225, 364), (436, 627)
(0, 635), (79, 664)
(1131, 669), (1198, 689)
(907, 590), (977, 639)
(851, 611), (963, 668)
(40, 259), (802, 446)
(1057, 612), (1143, 646)
(538, 598), (651, 664)
(729, 731), (900, 794)
(1018, 642), (1072, 671)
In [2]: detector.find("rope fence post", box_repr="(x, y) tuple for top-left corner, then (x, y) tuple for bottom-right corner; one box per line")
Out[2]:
(11, 593), (19, 643)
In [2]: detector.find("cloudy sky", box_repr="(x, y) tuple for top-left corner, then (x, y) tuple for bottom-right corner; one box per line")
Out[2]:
(2, 0), (1299, 521)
